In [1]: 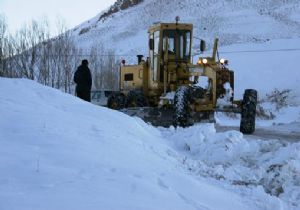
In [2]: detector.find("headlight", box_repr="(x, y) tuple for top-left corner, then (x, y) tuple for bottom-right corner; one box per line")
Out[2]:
(220, 58), (228, 65)
(198, 58), (208, 65)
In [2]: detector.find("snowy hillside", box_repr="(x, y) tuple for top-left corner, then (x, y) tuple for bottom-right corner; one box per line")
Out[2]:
(73, 0), (300, 53)
(0, 78), (299, 209)
(71, 0), (300, 102)
(0, 78), (255, 210)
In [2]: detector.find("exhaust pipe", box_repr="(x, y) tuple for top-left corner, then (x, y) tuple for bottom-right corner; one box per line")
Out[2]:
(212, 38), (219, 61)
(137, 55), (144, 64)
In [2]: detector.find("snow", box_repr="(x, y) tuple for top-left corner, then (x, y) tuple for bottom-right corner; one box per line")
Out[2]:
(69, 0), (300, 108)
(72, 0), (300, 53)
(0, 78), (260, 210)
(216, 82), (234, 108)
(2, 0), (300, 209)
(159, 124), (300, 209)
(217, 38), (300, 102)
(1, 78), (299, 209)
(216, 100), (300, 127)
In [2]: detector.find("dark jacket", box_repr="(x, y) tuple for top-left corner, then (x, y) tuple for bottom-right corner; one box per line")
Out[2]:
(74, 64), (92, 91)
(74, 64), (92, 102)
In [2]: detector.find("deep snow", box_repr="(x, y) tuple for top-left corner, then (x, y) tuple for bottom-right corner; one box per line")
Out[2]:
(0, 78), (255, 210)
(0, 78), (299, 210)
(2, 1), (300, 208)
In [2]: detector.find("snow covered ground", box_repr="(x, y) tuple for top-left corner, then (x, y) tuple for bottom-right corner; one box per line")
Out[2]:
(2, 1), (300, 208)
(0, 78), (299, 210)
(2, 2), (300, 207)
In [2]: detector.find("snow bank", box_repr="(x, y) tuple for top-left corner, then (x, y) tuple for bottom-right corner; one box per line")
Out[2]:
(160, 124), (300, 209)
(0, 78), (260, 210)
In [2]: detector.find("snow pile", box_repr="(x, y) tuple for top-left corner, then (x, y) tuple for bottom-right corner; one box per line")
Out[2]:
(217, 82), (234, 108)
(1, 78), (265, 210)
(160, 124), (300, 209)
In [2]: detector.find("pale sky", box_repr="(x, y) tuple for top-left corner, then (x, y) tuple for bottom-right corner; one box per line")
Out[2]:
(0, 0), (116, 34)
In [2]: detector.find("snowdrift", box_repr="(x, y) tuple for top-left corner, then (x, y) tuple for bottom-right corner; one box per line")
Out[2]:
(160, 125), (300, 208)
(0, 78), (299, 210)
(0, 78), (255, 210)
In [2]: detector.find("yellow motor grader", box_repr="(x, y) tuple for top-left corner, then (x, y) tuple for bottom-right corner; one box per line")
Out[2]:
(107, 19), (257, 134)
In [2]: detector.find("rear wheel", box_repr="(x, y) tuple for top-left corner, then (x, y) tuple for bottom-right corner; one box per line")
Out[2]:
(240, 89), (257, 134)
(173, 86), (191, 127)
(107, 93), (126, 110)
(126, 91), (148, 108)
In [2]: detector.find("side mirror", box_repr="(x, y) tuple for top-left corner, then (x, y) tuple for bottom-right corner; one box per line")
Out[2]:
(200, 39), (206, 52)
(149, 38), (154, 50)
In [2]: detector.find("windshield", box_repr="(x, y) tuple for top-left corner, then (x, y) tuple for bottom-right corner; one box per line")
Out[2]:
(163, 30), (191, 59)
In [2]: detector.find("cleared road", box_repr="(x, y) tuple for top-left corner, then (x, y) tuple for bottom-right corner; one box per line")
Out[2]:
(216, 122), (300, 142)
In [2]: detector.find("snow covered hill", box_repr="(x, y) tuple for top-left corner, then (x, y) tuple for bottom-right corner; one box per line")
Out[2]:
(0, 78), (299, 209)
(70, 0), (300, 102)
(73, 0), (300, 53)
(0, 78), (256, 210)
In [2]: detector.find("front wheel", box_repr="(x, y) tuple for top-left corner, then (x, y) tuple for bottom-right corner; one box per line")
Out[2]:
(126, 91), (148, 108)
(173, 86), (191, 127)
(107, 93), (126, 110)
(240, 89), (257, 134)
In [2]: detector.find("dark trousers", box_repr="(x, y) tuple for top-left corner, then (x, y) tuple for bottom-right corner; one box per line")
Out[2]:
(76, 86), (91, 102)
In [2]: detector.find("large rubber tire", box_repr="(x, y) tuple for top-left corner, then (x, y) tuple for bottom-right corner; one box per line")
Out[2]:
(190, 86), (206, 101)
(126, 91), (148, 108)
(173, 86), (191, 127)
(107, 93), (126, 110)
(240, 89), (257, 134)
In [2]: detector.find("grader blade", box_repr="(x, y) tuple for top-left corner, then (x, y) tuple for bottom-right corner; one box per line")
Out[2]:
(120, 107), (215, 127)
(120, 107), (174, 127)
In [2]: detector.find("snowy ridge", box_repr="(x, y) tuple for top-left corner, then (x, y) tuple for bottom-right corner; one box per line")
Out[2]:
(160, 124), (300, 208)
(0, 78), (299, 210)
(0, 78), (261, 210)
(98, 0), (143, 22)
(0, 78), (299, 209)
(72, 0), (300, 52)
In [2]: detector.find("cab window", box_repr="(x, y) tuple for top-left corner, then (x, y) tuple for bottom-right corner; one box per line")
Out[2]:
(124, 73), (133, 81)
(151, 31), (160, 81)
(163, 30), (191, 59)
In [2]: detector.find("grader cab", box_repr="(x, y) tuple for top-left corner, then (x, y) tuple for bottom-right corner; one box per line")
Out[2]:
(107, 20), (257, 134)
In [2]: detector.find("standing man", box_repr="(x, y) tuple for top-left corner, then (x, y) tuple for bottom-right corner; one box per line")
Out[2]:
(74, 59), (92, 102)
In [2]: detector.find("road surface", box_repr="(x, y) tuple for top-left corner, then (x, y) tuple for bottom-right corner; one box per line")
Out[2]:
(216, 122), (300, 142)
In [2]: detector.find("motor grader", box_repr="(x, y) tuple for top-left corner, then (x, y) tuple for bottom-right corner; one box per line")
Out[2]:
(107, 20), (257, 134)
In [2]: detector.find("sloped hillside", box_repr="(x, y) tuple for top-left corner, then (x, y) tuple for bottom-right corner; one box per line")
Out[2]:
(73, 0), (300, 55)
(70, 0), (300, 101)
(98, 0), (143, 22)
(0, 77), (276, 210)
